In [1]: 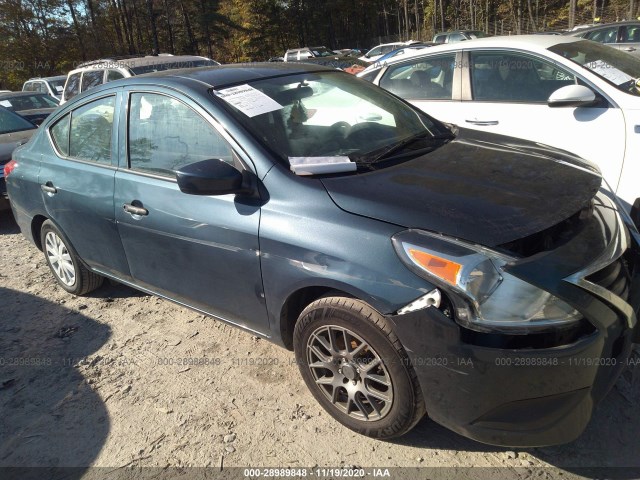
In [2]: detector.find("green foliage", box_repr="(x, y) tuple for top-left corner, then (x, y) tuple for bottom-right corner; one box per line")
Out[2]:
(0, 0), (636, 90)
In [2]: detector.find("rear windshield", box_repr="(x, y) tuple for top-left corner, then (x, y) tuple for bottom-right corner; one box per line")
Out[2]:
(549, 40), (640, 96)
(0, 107), (36, 134)
(130, 59), (218, 75)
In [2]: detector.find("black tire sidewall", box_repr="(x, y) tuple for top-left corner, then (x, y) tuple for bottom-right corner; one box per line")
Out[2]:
(294, 299), (419, 438)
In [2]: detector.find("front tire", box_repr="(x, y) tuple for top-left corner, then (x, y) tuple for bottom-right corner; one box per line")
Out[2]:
(40, 220), (103, 295)
(293, 296), (425, 439)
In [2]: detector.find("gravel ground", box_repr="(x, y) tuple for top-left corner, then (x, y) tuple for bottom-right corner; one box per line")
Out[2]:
(1, 210), (639, 480)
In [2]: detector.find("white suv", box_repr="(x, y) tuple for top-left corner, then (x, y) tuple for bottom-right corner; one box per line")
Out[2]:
(60, 54), (219, 104)
(22, 76), (67, 101)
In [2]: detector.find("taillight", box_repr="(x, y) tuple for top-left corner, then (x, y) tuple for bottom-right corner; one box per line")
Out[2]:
(3, 159), (17, 178)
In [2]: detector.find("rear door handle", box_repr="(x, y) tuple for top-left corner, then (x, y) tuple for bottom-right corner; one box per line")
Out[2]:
(465, 119), (499, 126)
(624, 47), (636, 52)
(41, 182), (57, 194)
(123, 203), (149, 216)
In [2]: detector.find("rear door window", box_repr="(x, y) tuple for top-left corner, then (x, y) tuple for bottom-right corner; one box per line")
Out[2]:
(81, 70), (105, 92)
(63, 73), (81, 100)
(50, 114), (71, 156)
(621, 24), (640, 43)
(106, 70), (125, 82)
(69, 96), (115, 164)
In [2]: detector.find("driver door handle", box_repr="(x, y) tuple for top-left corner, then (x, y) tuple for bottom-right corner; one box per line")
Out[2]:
(123, 203), (149, 216)
(41, 182), (57, 194)
(465, 119), (499, 126)
(624, 47), (636, 52)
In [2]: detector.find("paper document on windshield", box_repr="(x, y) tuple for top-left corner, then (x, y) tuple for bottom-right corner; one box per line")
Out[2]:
(213, 84), (283, 117)
(587, 60), (634, 85)
(0, 100), (12, 108)
(289, 156), (356, 175)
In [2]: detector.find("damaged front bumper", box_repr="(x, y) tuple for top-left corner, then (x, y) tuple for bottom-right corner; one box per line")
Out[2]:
(388, 194), (640, 447)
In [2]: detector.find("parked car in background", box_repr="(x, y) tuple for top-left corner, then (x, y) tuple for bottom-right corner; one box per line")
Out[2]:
(284, 47), (368, 73)
(6, 62), (640, 447)
(284, 46), (337, 61)
(22, 75), (67, 101)
(61, 54), (219, 104)
(359, 41), (419, 63)
(359, 35), (640, 223)
(565, 21), (640, 57)
(432, 30), (489, 43)
(0, 106), (36, 211)
(0, 92), (59, 126)
(362, 43), (437, 70)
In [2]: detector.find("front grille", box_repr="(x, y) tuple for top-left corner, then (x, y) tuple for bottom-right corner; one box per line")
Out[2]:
(586, 256), (631, 301)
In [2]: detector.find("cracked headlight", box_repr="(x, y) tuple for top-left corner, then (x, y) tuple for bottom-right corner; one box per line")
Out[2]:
(392, 230), (581, 333)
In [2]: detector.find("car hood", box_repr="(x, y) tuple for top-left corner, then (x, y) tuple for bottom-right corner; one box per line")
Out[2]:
(320, 128), (602, 247)
(0, 129), (36, 165)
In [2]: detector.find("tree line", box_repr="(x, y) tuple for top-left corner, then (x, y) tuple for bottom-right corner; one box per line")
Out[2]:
(1, 0), (638, 90)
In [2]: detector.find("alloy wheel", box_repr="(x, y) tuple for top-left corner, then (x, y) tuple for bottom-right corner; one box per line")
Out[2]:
(45, 231), (76, 286)
(306, 324), (393, 421)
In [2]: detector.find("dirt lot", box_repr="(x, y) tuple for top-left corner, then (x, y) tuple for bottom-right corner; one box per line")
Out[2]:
(1, 209), (639, 479)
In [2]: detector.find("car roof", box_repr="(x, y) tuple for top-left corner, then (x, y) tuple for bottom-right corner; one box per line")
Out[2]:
(378, 34), (581, 57)
(26, 75), (67, 82)
(564, 21), (640, 36)
(74, 55), (212, 70)
(89, 62), (339, 91)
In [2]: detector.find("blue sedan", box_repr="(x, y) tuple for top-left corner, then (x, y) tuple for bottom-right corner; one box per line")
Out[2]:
(5, 63), (640, 446)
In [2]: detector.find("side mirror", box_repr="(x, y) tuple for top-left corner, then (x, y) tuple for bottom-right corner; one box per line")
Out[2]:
(548, 85), (597, 108)
(176, 159), (249, 196)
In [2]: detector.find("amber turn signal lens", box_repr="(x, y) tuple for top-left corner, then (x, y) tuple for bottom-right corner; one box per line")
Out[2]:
(408, 248), (462, 285)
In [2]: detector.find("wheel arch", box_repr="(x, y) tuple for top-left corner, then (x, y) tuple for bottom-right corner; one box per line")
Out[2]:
(277, 281), (389, 351)
(31, 214), (49, 250)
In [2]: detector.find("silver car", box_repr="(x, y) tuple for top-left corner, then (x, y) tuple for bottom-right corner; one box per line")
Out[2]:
(565, 21), (640, 57)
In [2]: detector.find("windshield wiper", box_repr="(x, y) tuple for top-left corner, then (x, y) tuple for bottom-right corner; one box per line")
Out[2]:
(355, 131), (454, 167)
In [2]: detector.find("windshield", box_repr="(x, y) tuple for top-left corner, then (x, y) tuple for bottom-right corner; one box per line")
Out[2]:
(549, 40), (640, 96)
(0, 107), (36, 134)
(310, 48), (336, 57)
(211, 71), (451, 172)
(0, 94), (58, 111)
(130, 59), (218, 75)
(49, 78), (66, 94)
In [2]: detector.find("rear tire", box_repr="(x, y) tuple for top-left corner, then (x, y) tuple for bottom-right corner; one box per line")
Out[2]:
(293, 296), (425, 439)
(40, 220), (103, 295)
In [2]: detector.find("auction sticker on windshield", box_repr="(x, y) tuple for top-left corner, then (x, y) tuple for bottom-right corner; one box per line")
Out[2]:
(214, 84), (283, 117)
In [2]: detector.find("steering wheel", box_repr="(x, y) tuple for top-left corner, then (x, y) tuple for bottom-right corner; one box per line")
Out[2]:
(345, 122), (391, 146)
(328, 121), (351, 139)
